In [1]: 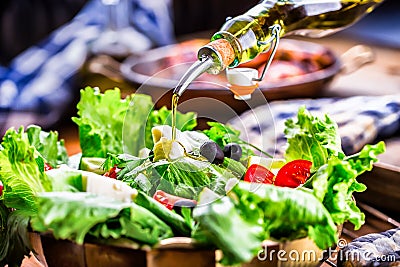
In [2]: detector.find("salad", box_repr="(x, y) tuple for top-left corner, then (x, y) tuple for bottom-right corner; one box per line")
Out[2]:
(0, 87), (385, 266)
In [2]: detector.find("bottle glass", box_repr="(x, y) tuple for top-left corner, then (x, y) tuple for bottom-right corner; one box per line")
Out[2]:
(209, 0), (384, 69)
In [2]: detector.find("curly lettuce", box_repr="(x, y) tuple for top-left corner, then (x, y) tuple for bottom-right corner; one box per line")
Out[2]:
(72, 87), (197, 157)
(26, 125), (68, 168)
(284, 106), (345, 171)
(0, 127), (52, 214)
(284, 106), (385, 229)
(0, 125), (67, 266)
(72, 87), (152, 157)
(308, 142), (385, 229)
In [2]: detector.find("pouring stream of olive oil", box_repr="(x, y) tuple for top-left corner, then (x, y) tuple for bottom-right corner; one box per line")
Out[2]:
(170, 0), (384, 140)
(171, 55), (214, 141)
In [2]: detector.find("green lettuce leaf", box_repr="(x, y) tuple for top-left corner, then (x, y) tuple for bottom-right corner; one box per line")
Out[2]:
(284, 106), (344, 171)
(192, 189), (264, 266)
(203, 122), (241, 148)
(0, 126), (69, 266)
(30, 192), (173, 245)
(134, 191), (191, 236)
(193, 182), (337, 265)
(345, 141), (386, 175)
(72, 87), (154, 157)
(0, 127), (52, 214)
(232, 182), (337, 248)
(309, 141), (385, 229)
(26, 125), (68, 167)
(72, 87), (199, 157)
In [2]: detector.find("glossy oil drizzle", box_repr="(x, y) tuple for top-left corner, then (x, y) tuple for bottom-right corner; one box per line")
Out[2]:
(171, 55), (214, 141)
(171, 93), (179, 141)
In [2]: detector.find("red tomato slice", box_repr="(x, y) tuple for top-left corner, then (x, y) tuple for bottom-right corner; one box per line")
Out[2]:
(44, 163), (53, 171)
(0, 183), (3, 197)
(244, 164), (275, 184)
(153, 190), (196, 210)
(104, 166), (121, 179)
(274, 159), (312, 188)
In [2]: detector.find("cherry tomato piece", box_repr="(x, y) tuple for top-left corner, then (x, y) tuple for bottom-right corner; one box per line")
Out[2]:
(44, 163), (53, 171)
(104, 166), (121, 179)
(153, 191), (174, 210)
(0, 183), (3, 197)
(244, 164), (275, 184)
(153, 190), (197, 210)
(274, 159), (312, 188)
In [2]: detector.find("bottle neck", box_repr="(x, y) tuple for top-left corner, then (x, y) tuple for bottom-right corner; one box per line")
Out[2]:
(197, 39), (236, 74)
(206, 14), (278, 71)
(201, 1), (282, 72)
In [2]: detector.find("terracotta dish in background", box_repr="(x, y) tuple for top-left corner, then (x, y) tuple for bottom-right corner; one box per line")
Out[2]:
(85, 39), (372, 124)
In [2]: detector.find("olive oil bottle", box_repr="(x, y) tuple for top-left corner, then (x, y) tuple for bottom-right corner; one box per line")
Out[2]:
(198, 0), (384, 74)
(171, 0), (384, 138)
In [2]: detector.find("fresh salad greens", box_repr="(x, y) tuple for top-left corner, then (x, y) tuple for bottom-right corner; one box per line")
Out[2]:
(193, 182), (338, 265)
(282, 106), (385, 228)
(72, 87), (197, 157)
(0, 126), (53, 214)
(115, 155), (242, 199)
(26, 125), (69, 168)
(31, 192), (173, 245)
(0, 87), (386, 267)
(307, 142), (385, 228)
(72, 87), (152, 157)
(284, 106), (344, 171)
(190, 106), (385, 265)
(0, 126), (67, 266)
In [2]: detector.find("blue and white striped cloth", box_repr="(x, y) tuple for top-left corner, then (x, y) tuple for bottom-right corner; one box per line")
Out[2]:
(0, 0), (174, 133)
(228, 95), (400, 156)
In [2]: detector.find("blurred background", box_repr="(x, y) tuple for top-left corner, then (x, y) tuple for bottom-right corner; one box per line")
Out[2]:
(0, 0), (259, 65)
(0, 0), (399, 146)
(1, 0), (399, 64)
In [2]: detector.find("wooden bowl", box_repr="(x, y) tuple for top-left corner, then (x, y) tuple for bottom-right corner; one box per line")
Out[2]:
(29, 235), (215, 267)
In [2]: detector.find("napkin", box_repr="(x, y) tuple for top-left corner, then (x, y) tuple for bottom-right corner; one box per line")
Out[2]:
(0, 0), (174, 133)
(228, 95), (400, 157)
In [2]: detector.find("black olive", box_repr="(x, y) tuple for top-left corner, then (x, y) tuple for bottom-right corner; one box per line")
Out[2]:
(200, 141), (225, 164)
(223, 143), (242, 161)
(173, 199), (197, 208)
(173, 199), (197, 216)
(148, 150), (154, 161)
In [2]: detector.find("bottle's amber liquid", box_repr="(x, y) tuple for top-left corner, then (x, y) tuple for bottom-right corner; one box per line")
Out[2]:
(212, 0), (383, 67)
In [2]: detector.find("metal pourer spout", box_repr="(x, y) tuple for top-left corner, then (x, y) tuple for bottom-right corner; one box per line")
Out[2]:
(172, 55), (214, 97)
(172, 38), (236, 97)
